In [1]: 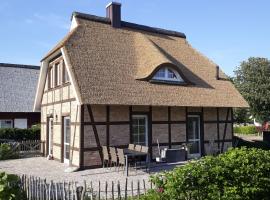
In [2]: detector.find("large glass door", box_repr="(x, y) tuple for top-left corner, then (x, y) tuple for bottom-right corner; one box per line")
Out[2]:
(132, 115), (148, 146)
(63, 117), (71, 164)
(187, 115), (201, 159)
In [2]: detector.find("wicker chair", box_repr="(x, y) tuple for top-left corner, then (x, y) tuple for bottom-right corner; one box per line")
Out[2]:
(109, 147), (118, 170)
(135, 144), (142, 152)
(128, 144), (135, 150)
(117, 148), (126, 172)
(141, 146), (149, 153)
(139, 146), (150, 172)
(102, 146), (110, 168)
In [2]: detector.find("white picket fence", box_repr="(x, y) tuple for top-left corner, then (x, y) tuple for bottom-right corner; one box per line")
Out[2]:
(19, 175), (153, 200)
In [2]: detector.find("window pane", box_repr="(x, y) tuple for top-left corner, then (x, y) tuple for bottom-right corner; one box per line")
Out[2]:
(0, 120), (12, 128)
(65, 118), (71, 144)
(65, 145), (70, 159)
(63, 62), (70, 83)
(139, 125), (145, 133)
(167, 69), (178, 79)
(189, 141), (200, 154)
(154, 68), (166, 78)
(132, 116), (147, 145)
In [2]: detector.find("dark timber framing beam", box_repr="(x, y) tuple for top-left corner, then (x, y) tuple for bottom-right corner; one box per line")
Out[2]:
(201, 107), (205, 156)
(221, 108), (230, 152)
(106, 105), (110, 147)
(129, 106), (132, 144)
(168, 106), (172, 148)
(149, 106), (153, 160)
(86, 105), (103, 163)
(217, 108), (220, 149)
(79, 104), (84, 168)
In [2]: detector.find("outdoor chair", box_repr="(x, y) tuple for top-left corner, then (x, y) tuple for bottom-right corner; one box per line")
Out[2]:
(135, 144), (142, 152)
(117, 148), (126, 173)
(139, 146), (150, 172)
(128, 144), (135, 150)
(102, 146), (110, 168)
(109, 147), (118, 170)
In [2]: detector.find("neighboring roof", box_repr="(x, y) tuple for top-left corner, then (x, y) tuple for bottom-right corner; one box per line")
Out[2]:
(40, 12), (249, 108)
(0, 63), (40, 112)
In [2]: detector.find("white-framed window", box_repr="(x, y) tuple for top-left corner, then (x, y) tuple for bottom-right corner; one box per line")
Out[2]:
(49, 66), (54, 89)
(62, 62), (70, 83)
(63, 116), (71, 163)
(153, 67), (184, 82)
(14, 119), (27, 129)
(0, 120), (13, 128)
(55, 63), (61, 86)
(132, 115), (148, 146)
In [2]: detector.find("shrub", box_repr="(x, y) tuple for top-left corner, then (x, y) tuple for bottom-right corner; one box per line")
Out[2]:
(0, 126), (40, 141)
(234, 125), (257, 135)
(0, 144), (19, 160)
(0, 172), (26, 200)
(143, 148), (270, 200)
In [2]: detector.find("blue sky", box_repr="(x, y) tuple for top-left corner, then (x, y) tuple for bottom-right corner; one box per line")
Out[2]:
(0, 0), (269, 76)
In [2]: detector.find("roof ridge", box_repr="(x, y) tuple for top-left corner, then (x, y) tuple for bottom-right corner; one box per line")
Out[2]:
(0, 63), (40, 70)
(72, 11), (186, 39)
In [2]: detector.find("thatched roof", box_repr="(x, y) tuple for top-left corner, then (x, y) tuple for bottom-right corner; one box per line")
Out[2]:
(42, 12), (248, 108)
(0, 63), (40, 112)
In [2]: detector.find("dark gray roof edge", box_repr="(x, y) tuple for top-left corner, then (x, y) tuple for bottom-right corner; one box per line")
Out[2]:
(0, 63), (40, 70)
(72, 12), (186, 39)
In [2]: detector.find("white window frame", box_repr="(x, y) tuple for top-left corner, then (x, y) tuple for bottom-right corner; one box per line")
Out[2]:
(62, 61), (70, 83)
(63, 116), (71, 164)
(187, 115), (201, 159)
(49, 66), (54, 88)
(153, 67), (184, 82)
(56, 63), (61, 86)
(0, 119), (13, 128)
(132, 115), (148, 146)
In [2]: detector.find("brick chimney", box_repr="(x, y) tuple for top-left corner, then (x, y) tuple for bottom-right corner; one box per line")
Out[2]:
(106, 2), (121, 28)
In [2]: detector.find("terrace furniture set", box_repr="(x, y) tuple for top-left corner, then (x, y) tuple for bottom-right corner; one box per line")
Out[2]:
(102, 144), (149, 176)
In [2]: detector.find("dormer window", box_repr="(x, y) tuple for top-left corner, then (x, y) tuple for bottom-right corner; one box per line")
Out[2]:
(153, 67), (184, 82)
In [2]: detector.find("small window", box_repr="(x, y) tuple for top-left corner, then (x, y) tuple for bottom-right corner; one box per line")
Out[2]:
(153, 67), (184, 82)
(0, 120), (13, 128)
(55, 63), (60, 86)
(48, 67), (54, 89)
(62, 62), (70, 83)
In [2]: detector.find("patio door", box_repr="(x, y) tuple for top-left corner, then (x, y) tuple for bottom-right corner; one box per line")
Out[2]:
(132, 115), (148, 146)
(63, 117), (71, 164)
(48, 118), (53, 156)
(187, 115), (201, 159)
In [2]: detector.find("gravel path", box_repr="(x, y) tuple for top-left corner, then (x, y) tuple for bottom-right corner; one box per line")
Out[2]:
(0, 157), (186, 194)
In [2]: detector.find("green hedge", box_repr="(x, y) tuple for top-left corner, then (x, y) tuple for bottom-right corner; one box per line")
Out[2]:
(142, 148), (270, 200)
(0, 126), (40, 141)
(0, 172), (26, 200)
(0, 144), (19, 160)
(233, 125), (257, 135)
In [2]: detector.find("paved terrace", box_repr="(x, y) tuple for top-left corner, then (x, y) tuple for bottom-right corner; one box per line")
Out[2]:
(0, 157), (187, 192)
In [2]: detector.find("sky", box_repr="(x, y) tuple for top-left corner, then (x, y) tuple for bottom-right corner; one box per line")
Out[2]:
(0, 0), (269, 76)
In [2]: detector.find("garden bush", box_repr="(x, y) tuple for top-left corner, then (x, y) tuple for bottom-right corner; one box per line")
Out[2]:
(0, 144), (19, 160)
(0, 126), (40, 141)
(233, 125), (257, 135)
(0, 172), (26, 200)
(143, 147), (270, 200)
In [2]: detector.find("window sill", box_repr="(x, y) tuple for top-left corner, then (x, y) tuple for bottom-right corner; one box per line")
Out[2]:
(45, 82), (71, 93)
(149, 79), (188, 86)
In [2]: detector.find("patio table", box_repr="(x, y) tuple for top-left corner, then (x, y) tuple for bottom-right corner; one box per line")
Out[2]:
(123, 149), (148, 176)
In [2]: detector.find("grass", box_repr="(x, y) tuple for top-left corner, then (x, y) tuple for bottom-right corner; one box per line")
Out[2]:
(234, 136), (270, 150)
